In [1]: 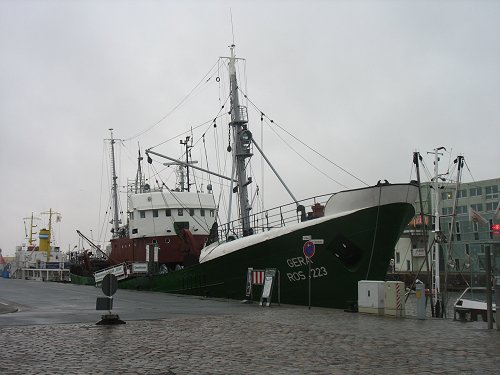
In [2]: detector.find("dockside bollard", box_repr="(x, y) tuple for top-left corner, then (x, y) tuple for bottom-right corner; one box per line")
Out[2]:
(415, 283), (426, 320)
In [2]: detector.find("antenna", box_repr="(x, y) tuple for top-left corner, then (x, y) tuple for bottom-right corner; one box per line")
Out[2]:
(230, 9), (235, 45)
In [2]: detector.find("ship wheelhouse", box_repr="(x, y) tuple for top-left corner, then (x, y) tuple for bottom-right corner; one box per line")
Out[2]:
(127, 190), (216, 239)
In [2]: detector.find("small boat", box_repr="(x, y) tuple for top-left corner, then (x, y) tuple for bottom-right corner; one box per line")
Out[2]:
(80, 44), (419, 309)
(454, 287), (496, 322)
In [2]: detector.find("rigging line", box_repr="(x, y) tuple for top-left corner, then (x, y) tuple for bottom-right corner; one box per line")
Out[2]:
(97, 140), (106, 243)
(239, 87), (368, 187)
(463, 159), (476, 182)
(419, 158), (433, 182)
(202, 135), (213, 188)
(123, 59), (221, 142)
(263, 117), (349, 189)
(189, 104), (230, 152)
(408, 160), (415, 185)
(149, 161), (211, 231)
(148, 94), (231, 151)
(146, 161), (178, 229)
(365, 187), (382, 279)
(188, 163), (212, 230)
(214, 117), (229, 220)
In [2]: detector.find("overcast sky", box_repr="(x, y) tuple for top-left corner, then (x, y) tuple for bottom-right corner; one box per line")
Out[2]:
(1, 0), (499, 256)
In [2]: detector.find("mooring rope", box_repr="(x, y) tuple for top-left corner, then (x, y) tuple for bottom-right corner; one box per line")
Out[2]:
(365, 186), (382, 279)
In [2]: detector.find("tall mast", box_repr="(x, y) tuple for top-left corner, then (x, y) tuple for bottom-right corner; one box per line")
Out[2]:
(135, 147), (143, 194)
(180, 136), (193, 192)
(27, 212), (36, 246)
(109, 129), (120, 237)
(228, 44), (253, 236)
(443, 154), (464, 318)
(430, 146), (445, 317)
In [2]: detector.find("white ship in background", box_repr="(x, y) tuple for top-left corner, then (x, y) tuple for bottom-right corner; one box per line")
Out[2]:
(11, 209), (70, 281)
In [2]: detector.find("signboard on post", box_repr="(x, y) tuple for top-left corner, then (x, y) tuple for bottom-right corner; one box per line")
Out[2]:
(101, 274), (118, 297)
(95, 273), (125, 325)
(303, 241), (316, 258)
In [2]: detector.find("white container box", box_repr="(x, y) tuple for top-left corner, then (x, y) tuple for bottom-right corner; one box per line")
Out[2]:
(384, 281), (405, 317)
(358, 280), (385, 315)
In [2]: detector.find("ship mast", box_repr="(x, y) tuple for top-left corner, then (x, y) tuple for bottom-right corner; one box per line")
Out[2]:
(228, 45), (253, 236)
(109, 129), (120, 237)
(180, 136), (195, 192)
(25, 212), (37, 246)
(135, 147), (144, 194)
(430, 146), (446, 317)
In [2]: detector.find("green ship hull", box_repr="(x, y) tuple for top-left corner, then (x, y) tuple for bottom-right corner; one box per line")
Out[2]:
(119, 200), (415, 309)
(69, 272), (95, 286)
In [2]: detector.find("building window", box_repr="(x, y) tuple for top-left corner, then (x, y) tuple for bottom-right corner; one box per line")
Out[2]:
(441, 192), (452, 200)
(406, 260), (411, 271)
(210, 210), (215, 217)
(470, 204), (483, 212)
(132, 228), (138, 234)
(456, 222), (461, 241)
(455, 259), (460, 269)
(486, 202), (498, 211)
(457, 189), (467, 198)
(130, 212), (134, 220)
(465, 244), (469, 255)
(470, 187), (482, 197)
(485, 185), (499, 199)
(442, 207), (453, 215)
(153, 209), (158, 218)
(189, 208), (195, 216)
(178, 209), (184, 216)
(473, 221), (479, 240)
(490, 219), (494, 239)
(456, 206), (467, 215)
(140, 211), (146, 219)
(166, 209), (171, 217)
(200, 209), (205, 217)
(396, 252), (400, 264)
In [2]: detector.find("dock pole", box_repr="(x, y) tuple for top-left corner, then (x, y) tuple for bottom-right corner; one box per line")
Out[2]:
(485, 245), (493, 329)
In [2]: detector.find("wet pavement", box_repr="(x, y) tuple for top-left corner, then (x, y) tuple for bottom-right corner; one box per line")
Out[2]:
(0, 278), (498, 374)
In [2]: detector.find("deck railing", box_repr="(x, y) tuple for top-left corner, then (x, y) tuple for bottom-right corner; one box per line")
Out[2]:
(216, 193), (332, 241)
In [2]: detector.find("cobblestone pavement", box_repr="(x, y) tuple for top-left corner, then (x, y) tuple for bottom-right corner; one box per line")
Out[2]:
(1, 304), (499, 375)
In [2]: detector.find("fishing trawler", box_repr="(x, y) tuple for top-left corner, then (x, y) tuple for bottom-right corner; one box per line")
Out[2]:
(82, 44), (418, 309)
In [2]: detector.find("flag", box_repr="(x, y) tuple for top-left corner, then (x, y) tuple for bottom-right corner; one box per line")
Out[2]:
(494, 201), (500, 221)
(469, 206), (488, 226)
